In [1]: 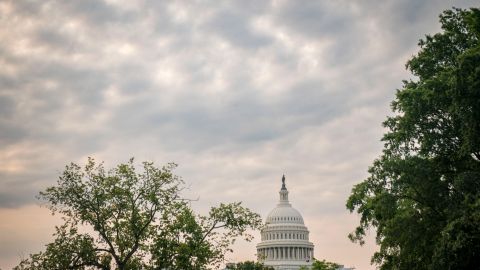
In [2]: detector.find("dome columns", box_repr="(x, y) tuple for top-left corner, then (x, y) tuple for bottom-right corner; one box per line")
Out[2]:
(257, 246), (314, 261)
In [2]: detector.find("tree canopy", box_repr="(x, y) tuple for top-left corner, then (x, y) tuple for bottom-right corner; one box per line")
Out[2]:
(225, 261), (274, 270)
(15, 158), (262, 270)
(300, 259), (340, 270)
(347, 7), (480, 270)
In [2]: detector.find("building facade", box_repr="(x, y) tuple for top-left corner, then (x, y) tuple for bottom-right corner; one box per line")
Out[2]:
(256, 175), (314, 270)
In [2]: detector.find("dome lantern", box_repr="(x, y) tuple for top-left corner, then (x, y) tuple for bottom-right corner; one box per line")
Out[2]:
(279, 174), (289, 204)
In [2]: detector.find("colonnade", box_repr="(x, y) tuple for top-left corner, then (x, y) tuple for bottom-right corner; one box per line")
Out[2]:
(262, 231), (308, 240)
(258, 247), (313, 261)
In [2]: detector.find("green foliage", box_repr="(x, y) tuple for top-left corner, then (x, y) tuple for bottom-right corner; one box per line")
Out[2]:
(301, 259), (340, 270)
(347, 8), (480, 270)
(150, 202), (262, 270)
(15, 158), (262, 270)
(14, 222), (105, 270)
(226, 261), (274, 270)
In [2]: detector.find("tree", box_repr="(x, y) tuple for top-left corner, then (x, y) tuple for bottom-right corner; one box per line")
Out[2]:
(226, 261), (274, 270)
(347, 7), (480, 270)
(15, 158), (263, 270)
(300, 259), (340, 270)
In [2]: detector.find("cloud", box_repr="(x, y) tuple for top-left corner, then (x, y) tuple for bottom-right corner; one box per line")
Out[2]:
(205, 9), (272, 49)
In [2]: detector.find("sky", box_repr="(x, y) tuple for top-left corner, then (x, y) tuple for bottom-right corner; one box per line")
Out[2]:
(0, 1), (478, 269)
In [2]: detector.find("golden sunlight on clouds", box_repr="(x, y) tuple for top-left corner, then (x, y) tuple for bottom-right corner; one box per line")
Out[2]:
(0, 142), (50, 173)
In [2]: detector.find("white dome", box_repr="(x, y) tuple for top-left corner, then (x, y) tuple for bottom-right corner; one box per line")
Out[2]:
(266, 205), (304, 224)
(256, 175), (314, 270)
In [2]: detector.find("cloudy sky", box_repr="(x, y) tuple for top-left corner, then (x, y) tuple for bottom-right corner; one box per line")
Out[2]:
(0, 0), (478, 269)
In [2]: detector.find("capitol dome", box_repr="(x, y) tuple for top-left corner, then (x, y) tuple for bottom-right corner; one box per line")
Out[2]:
(266, 206), (304, 225)
(256, 175), (314, 270)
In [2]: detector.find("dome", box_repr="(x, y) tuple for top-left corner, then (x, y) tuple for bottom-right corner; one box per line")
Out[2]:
(256, 175), (314, 270)
(266, 205), (304, 224)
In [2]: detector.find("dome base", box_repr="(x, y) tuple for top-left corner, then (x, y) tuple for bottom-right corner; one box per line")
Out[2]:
(264, 260), (312, 270)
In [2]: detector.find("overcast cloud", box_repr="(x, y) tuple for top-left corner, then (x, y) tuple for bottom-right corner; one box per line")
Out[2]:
(0, 1), (478, 269)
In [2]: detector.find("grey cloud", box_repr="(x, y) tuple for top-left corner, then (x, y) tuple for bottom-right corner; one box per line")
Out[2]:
(279, 80), (350, 120)
(150, 2), (191, 37)
(112, 63), (157, 95)
(223, 0), (272, 15)
(274, 2), (353, 38)
(357, 1), (436, 58)
(33, 29), (77, 53)
(0, 95), (15, 118)
(0, 95), (28, 146)
(0, 187), (37, 208)
(271, 2), (369, 68)
(113, 90), (342, 152)
(205, 10), (272, 49)
(0, 122), (28, 146)
(58, 0), (135, 27)
(354, 1), (478, 59)
(9, 0), (131, 38)
(107, 100), (268, 152)
(20, 60), (109, 110)
(9, 0), (43, 17)
(0, 171), (52, 208)
(1, 0), (471, 210)
(269, 1), (479, 68)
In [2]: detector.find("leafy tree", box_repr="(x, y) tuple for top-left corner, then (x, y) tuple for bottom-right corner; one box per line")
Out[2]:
(150, 202), (261, 270)
(347, 7), (480, 270)
(299, 259), (340, 270)
(312, 259), (340, 270)
(226, 261), (274, 270)
(15, 158), (262, 270)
